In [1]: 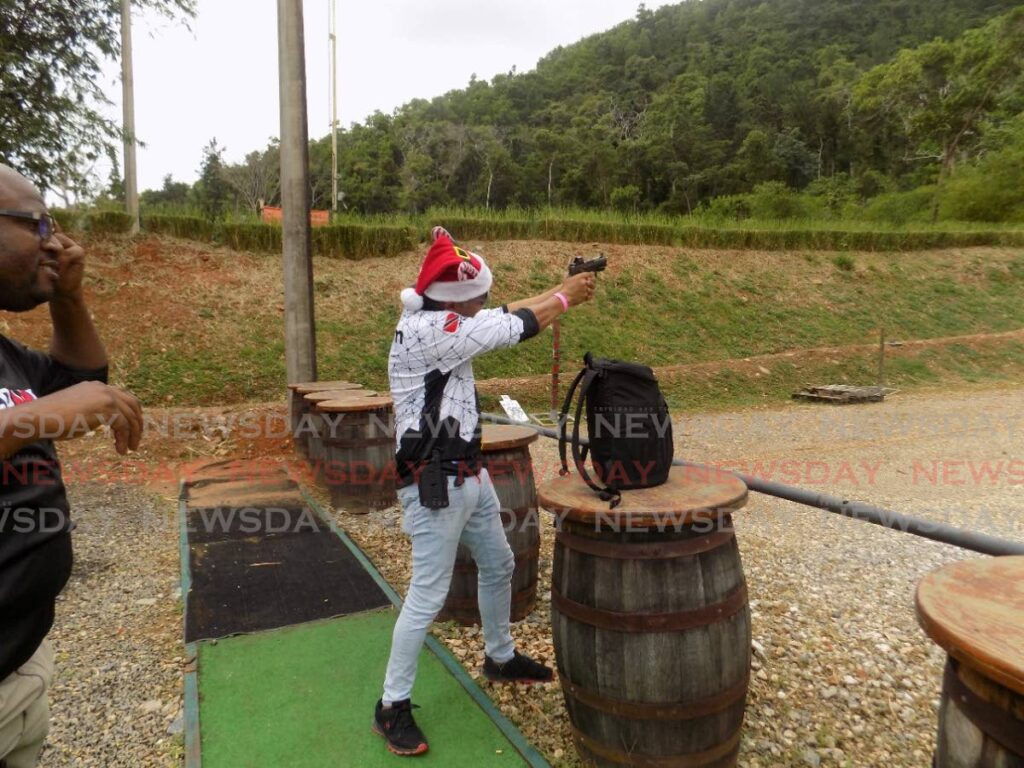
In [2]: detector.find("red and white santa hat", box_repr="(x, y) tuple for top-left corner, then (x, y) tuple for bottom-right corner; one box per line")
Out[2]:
(400, 227), (493, 311)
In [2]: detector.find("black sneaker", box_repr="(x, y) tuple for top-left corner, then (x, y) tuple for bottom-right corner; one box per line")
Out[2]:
(372, 699), (429, 756)
(482, 650), (554, 684)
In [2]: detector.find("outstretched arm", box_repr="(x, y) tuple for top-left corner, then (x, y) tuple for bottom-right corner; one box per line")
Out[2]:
(505, 286), (561, 313)
(508, 272), (596, 331)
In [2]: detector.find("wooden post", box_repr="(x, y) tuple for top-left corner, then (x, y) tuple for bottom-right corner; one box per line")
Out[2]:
(329, 0), (339, 214)
(877, 327), (885, 387)
(550, 320), (561, 419)
(120, 0), (139, 235)
(277, 0), (317, 386)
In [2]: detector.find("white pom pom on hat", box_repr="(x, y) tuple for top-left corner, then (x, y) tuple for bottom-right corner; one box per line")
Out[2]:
(400, 228), (492, 311)
(400, 287), (424, 312)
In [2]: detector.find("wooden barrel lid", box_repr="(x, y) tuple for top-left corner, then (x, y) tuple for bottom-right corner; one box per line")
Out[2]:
(481, 424), (539, 452)
(916, 556), (1024, 696)
(288, 380), (362, 394)
(538, 465), (747, 527)
(317, 394), (394, 413)
(303, 389), (376, 403)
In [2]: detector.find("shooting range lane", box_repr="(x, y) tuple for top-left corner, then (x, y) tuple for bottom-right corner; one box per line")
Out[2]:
(181, 458), (389, 643)
(180, 468), (549, 768)
(195, 609), (532, 768)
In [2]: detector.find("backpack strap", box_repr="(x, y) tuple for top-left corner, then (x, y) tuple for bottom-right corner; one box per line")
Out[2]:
(558, 366), (588, 477)
(569, 367), (622, 509)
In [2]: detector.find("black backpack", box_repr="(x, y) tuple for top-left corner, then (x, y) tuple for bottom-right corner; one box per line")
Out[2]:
(558, 353), (674, 507)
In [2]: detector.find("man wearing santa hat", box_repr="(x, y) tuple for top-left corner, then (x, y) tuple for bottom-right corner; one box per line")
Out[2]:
(373, 227), (595, 756)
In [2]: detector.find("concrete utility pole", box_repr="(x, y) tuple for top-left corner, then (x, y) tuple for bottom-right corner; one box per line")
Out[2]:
(120, 0), (140, 235)
(277, 0), (317, 385)
(330, 0), (339, 214)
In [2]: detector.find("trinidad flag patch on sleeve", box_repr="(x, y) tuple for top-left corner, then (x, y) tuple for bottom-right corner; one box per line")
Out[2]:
(0, 388), (38, 409)
(443, 312), (461, 334)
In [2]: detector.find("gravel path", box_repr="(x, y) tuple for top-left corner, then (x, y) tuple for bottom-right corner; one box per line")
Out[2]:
(41, 484), (183, 768)
(339, 384), (1024, 768)
(33, 384), (1023, 767)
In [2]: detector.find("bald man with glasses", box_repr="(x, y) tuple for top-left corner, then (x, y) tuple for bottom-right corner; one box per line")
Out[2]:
(0, 164), (143, 767)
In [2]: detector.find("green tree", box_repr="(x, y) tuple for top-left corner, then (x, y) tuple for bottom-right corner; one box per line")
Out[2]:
(217, 0), (1021, 215)
(733, 129), (784, 187)
(222, 140), (280, 214)
(336, 112), (402, 214)
(939, 113), (1024, 221)
(468, 126), (513, 210)
(194, 138), (229, 221)
(610, 184), (641, 214)
(104, 145), (125, 203)
(140, 174), (191, 208)
(0, 0), (195, 195)
(854, 9), (1024, 216)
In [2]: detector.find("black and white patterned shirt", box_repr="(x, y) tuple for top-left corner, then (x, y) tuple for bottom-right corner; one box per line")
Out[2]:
(389, 305), (539, 484)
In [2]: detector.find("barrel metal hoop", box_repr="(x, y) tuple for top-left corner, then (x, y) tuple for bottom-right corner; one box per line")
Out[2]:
(452, 545), (540, 573)
(556, 528), (735, 560)
(944, 658), (1024, 757)
(570, 722), (741, 767)
(552, 582), (748, 633)
(560, 672), (749, 721)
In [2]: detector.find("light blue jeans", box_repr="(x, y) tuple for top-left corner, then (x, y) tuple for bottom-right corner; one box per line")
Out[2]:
(382, 468), (516, 704)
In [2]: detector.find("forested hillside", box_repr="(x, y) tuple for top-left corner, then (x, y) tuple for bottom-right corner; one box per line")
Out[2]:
(147, 0), (1024, 222)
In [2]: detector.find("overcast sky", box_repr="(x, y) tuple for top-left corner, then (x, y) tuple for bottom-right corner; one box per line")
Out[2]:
(101, 0), (676, 192)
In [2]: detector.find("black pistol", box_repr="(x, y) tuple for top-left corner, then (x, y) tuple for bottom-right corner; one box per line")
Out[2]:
(567, 254), (608, 276)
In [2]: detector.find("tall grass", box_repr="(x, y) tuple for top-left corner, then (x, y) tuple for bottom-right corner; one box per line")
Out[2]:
(85, 211), (133, 235)
(103, 205), (1024, 255)
(416, 208), (1024, 250)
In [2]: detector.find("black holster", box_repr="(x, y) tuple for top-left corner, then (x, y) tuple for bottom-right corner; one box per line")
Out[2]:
(417, 449), (450, 509)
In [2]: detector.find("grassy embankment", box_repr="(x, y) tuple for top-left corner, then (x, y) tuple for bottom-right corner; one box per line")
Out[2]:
(38, 232), (1023, 414)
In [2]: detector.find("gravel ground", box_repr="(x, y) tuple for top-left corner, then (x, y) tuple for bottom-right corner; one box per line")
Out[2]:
(33, 384), (1023, 767)
(41, 484), (183, 768)
(338, 384), (1024, 768)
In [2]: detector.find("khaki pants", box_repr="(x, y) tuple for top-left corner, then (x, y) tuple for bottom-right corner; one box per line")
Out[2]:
(0, 640), (52, 768)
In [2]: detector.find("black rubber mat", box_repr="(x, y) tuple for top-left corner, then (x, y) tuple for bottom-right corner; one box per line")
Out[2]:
(184, 504), (390, 642)
(185, 505), (321, 544)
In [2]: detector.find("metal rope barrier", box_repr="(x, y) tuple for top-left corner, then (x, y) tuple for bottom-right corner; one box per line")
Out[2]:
(482, 412), (1024, 557)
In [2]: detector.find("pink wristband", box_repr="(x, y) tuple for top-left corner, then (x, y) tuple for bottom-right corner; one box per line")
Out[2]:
(554, 291), (570, 311)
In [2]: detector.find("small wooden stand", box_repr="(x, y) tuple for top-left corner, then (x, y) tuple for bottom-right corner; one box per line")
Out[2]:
(285, 380), (362, 455)
(316, 395), (396, 514)
(916, 556), (1024, 766)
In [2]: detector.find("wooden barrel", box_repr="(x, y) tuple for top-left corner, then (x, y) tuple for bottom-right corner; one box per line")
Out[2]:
(438, 425), (541, 625)
(318, 395), (396, 514)
(287, 380), (362, 456)
(539, 466), (750, 768)
(303, 389), (376, 462)
(916, 556), (1024, 767)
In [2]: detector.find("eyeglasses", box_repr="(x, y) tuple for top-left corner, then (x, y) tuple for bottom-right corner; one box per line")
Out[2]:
(0, 209), (57, 240)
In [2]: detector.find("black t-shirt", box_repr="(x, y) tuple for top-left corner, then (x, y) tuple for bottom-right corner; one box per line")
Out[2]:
(0, 335), (107, 680)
